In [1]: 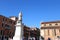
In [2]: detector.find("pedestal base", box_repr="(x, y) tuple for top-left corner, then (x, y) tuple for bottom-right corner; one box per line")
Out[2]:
(9, 38), (13, 40)
(13, 36), (23, 40)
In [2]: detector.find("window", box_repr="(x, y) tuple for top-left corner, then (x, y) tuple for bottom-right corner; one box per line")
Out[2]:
(0, 31), (1, 35)
(54, 29), (56, 36)
(49, 24), (52, 26)
(2, 18), (5, 23)
(5, 25), (11, 30)
(14, 22), (16, 25)
(5, 18), (7, 21)
(3, 18), (4, 21)
(44, 24), (46, 26)
(9, 20), (12, 24)
(2, 23), (3, 27)
(55, 23), (58, 25)
(0, 30), (3, 35)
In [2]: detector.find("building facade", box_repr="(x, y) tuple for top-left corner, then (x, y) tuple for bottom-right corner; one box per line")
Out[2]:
(40, 21), (60, 40)
(0, 15), (16, 40)
(24, 26), (40, 40)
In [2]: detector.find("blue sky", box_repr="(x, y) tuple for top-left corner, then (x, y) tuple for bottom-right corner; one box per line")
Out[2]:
(0, 0), (60, 28)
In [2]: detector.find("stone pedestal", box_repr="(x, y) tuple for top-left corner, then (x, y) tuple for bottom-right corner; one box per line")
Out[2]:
(9, 38), (13, 40)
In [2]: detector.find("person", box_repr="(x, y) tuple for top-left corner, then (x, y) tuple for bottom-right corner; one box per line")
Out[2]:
(48, 38), (51, 40)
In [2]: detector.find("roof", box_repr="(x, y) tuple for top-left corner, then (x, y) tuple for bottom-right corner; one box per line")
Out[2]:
(9, 16), (17, 18)
(41, 20), (60, 24)
(41, 26), (60, 29)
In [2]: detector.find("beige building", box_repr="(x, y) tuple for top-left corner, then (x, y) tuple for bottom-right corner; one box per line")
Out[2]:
(40, 21), (60, 40)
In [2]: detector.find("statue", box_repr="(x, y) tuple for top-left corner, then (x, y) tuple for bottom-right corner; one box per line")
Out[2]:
(13, 12), (23, 40)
